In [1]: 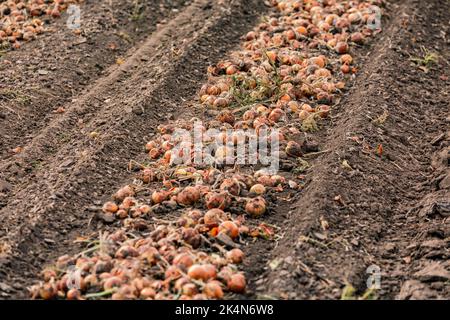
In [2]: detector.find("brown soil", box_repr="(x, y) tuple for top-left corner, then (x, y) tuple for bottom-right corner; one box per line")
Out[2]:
(0, 0), (449, 300)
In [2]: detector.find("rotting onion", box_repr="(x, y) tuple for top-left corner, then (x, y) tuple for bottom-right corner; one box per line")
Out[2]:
(245, 197), (267, 218)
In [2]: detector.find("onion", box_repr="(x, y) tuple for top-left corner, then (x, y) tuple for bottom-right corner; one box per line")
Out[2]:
(116, 209), (128, 219)
(299, 109), (310, 121)
(217, 81), (230, 93)
(351, 32), (364, 44)
(204, 281), (224, 299)
(216, 110), (235, 124)
(219, 178), (240, 196)
(226, 249), (244, 264)
(279, 94), (291, 102)
(336, 17), (350, 29)
(287, 101), (300, 113)
(66, 288), (81, 300)
(243, 109), (257, 121)
(213, 97), (229, 108)
(205, 192), (231, 210)
(187, 264), (208, 281)
(139, 205), (151, 215)
(203, 264), (217, 280)
(114, 185), (135, 202)
(301, 103), (314, 112)
(102, 201), (118, 214)
(249, 184), (266, 195)
(145, 140), (158, 151)
(315, 68), (331, 78)
(174, 277), (190, 292)
(317, 91), (332, 104)
(207, 85), (221, 96)
(309, 56), (325, 68)
(226, 65), (238, 75)
(286, 141), (302, 157)
(245, 197), (267, 217)
(187, 209), (203, 222)
(256, 175), (274, 187)
(115, 245), (139, 259)
(268, 108), (284, 122)
(39, 283), (57, 300)
(285, 29), (296, 40)
(335, 41), (349, 54)
(256, 105), (269, 115)
(204, 208), (224, 226)
(271, 175), (286, 185)
(182, 283), (198, 297)
(341, 64), (351, 74)
(151, 190), (170, 204)
(165, 265), (182, 280)
(182, 227), (201, 248)
(227, 273), (246, 293)
(84, 274), (98, 289)
(246, 31), (257, 41)
(317, 105), (330, 118)
(266, 51), (277, 63)
(141, 168), (155, 183)
(214, 146), (234, 163)
(50, 8), (61, 18)
(218, 221), (239, 239)
(296, 26), (308, 36)
(217, 266), (233, 282)
(132, 278), (151, 293)
(173, 253), (194, 270)
(103, 276), (122, 291)
(140, 287), (156, 299)
(121, 197), (136, 210)
(349, 12), (362, 24)
(176, 186), (201, 206)
(141, 247), (160, 266)
(162, 150), (172, 164)
(161, 140), (174, 151)
(149, 148), (161, 159)
(340, 54), (353, 65)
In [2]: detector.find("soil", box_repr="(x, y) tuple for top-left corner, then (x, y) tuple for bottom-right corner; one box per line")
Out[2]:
(0, 0), (449, 300)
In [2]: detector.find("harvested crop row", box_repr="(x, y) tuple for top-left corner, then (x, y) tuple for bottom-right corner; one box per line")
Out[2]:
(0, 0), (82, 51)
(30, 0), (385, 300)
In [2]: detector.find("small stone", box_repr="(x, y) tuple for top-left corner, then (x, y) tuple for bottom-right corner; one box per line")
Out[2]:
(313, 232), (327, 241)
